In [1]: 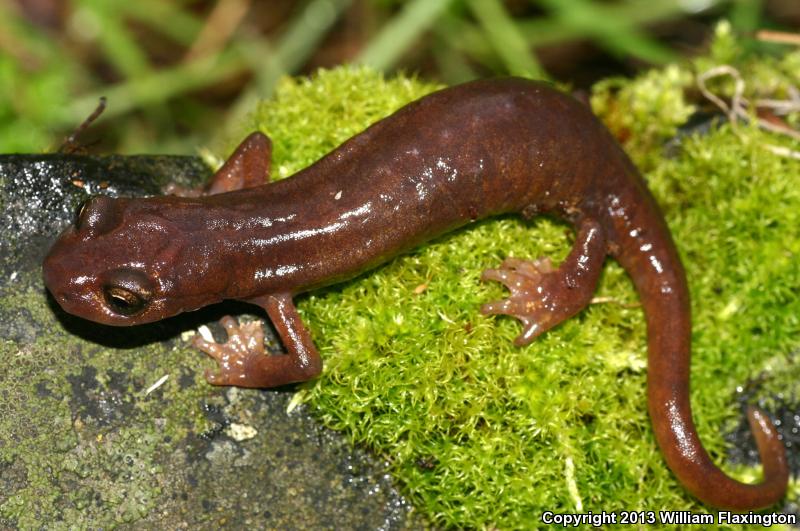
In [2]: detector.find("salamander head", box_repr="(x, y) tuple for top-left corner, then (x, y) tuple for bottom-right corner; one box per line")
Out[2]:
(43, 194), (222, 326)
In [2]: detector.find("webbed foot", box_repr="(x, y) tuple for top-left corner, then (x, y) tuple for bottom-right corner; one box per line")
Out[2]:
(481, 220), (607, 346)
(193, 316), (267, 386)
(190, 293), (322, 388)
(481, 257), (563, 345)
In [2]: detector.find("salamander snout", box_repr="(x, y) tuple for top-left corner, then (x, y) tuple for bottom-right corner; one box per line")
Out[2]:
(43, 228), (158, 324)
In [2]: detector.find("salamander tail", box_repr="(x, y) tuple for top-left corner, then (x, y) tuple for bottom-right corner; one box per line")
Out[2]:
(613, 183), (789, 510)
(744, 405), (790, 499)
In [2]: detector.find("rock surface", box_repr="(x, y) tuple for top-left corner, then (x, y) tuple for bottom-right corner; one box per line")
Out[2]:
(0, 155), (425, 529)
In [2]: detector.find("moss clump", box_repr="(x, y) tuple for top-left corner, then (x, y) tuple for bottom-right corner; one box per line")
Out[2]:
(241, 55), (798, 527)
(591, 63), (695, 170)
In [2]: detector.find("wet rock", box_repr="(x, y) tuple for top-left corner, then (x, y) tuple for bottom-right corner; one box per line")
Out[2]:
(0, 155), (425, 529)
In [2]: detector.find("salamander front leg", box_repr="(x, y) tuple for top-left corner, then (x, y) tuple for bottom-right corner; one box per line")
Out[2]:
(193, 293), (322, 388)
(164, 131), (272, 196)
(481, 219), (607, 346)
(205, 131), (272, 194)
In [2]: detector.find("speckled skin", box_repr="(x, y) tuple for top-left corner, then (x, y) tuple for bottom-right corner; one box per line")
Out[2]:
(43, 78), (788, 510)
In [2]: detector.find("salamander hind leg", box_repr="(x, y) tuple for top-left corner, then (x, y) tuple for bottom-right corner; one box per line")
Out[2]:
(481, 219), (607, 346)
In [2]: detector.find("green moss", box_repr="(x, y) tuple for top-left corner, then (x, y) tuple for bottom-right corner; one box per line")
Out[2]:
(590, 64), (695, 169)
(695, 24), (800, 110)
(237, 60), (798, 527)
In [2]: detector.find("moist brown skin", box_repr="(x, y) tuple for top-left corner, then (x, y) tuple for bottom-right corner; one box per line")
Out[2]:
(42, 78), (788, 510)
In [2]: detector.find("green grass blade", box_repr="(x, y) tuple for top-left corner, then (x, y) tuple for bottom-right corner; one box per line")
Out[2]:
(520, 0), (688, 47)
(119, 0), (205, 46)
(65, 47), (249, 125)
(535, 0), (679, 64)
(272, 0), (354, 80)
(226, 0), (353, 133)
(431, 32), (480, 84)
(76, 0), (153, 78)
(467, 0), (545, 78)
(729, 0), (762, 33)
(357, 0), (456, 70)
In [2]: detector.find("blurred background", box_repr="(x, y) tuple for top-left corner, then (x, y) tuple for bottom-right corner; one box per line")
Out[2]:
(1, 0), (799, 154)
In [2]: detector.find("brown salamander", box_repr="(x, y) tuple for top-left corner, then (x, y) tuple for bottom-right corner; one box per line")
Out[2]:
(42, 78), (788, 510)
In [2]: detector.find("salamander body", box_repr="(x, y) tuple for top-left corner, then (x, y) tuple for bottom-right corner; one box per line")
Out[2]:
(43, 78), (788, 510)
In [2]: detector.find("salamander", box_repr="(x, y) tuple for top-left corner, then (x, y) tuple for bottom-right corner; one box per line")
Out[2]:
(42, 77), (788, 510)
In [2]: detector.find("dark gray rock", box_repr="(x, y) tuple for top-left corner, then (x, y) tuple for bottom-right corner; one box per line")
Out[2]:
(0, 155), (426, 529)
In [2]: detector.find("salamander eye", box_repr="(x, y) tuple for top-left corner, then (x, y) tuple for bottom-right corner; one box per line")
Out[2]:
(104, 286), (146, 316)
(74, 200), (88, 229)
(75, 195), (122, 236)
(102, 269), (153, 317)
